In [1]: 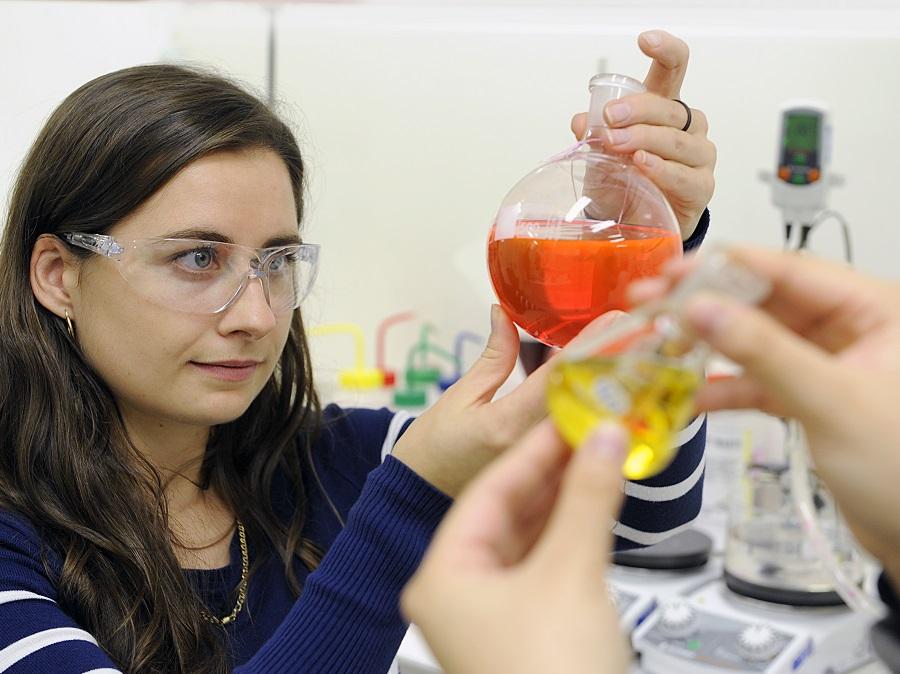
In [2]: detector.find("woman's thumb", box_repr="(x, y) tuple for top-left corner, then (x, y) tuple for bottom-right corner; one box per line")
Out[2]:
(455, 304), (520, 403)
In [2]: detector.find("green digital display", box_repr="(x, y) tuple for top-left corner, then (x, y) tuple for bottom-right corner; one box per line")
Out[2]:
(784, 112), (820, 152)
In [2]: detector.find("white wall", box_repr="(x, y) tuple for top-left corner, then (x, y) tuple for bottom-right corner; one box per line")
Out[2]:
(1, 2), (172, 207)
(2, 2), (899, 399)
(0, 1), (270, 222)
(266, 5), (900, 388)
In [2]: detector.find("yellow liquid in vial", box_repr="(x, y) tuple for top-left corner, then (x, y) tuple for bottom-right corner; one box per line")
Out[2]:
(546, 356), (701, 480)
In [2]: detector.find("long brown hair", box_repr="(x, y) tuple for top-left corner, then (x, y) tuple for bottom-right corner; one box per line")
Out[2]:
(0, 64), (323, 672)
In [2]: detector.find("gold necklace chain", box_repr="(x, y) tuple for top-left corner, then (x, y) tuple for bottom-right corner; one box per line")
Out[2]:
(200, 520), (249, 627)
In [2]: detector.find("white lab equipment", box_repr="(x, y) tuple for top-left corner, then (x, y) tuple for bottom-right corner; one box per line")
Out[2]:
(761, 100), (852, 262)
(633, 577), (876, 674)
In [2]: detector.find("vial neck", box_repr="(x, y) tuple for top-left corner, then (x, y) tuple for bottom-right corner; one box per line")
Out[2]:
(582, 73), (646, 141)
(653, 313), (709, 370)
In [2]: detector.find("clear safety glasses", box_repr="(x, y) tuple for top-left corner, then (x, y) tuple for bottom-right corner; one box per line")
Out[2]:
(60, 232), (320, 315)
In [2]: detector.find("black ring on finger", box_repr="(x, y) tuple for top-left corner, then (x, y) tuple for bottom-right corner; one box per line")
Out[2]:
(673, 98), (692, 132)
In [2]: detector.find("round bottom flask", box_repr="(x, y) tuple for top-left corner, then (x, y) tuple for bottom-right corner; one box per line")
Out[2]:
(487, 74), (682, 348)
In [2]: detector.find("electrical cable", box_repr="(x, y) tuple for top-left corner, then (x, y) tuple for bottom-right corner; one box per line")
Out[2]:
(788, 209), (852, 264)
(783, 221), (794, 249)
(810, 209), (853, 264)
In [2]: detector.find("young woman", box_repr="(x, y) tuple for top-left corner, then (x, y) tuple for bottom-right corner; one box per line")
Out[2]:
(0, 30), (715, 674)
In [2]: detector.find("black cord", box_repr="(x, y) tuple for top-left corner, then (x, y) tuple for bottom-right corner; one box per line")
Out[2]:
(784, 221), (794, 249)
(798, 224), (813, 251)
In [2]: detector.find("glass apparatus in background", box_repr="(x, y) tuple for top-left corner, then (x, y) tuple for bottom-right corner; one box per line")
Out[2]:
(547, 248), (770, 480)
(725, 418), (883, 616)
(487, 73), (682, 348)
(544, 246), (883, 616)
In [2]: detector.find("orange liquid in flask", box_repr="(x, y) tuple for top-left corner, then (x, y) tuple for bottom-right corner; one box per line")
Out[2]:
(488, 221), (681, 347)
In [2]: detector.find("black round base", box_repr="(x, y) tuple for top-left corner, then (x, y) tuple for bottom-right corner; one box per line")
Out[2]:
(612, 529), (712, 570)
(723, 569), (846, 607)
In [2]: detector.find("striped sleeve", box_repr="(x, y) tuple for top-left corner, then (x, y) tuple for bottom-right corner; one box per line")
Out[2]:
(0, 517), (122, 673)
(609, 205), (709, 548)
(682, 207), (710, 253)
(379, 410), (414, 462)
(613, 414), (707, 550)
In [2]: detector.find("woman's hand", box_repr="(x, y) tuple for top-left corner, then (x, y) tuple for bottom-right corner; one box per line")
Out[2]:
(402, 420), (630, 674)
(392, 306), (626, 497)
(571, 30), (716, 240)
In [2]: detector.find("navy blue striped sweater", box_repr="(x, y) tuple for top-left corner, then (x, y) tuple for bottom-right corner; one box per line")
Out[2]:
(0, 212), (710, 673)
(0, 401), (706, 673)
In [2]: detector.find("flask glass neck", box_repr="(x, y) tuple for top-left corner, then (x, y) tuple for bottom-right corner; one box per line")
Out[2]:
(583, 73), (646, 141)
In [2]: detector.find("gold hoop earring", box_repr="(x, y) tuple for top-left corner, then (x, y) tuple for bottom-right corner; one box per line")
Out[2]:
(64, 309), (75, 340)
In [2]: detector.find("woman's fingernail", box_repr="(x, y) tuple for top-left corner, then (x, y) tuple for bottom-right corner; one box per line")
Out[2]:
(642, 30), (663, 47)
(604, 128), (631, 145)
(635, 150), (657, 167)
(490, 304), (501, 332)
(605, 103), (630, 124)
(583, 422), (628, 466)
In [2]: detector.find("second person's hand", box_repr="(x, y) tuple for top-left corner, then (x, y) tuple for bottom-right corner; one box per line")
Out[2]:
(630, 246), (900, 584)
(402, 419), (631, 674)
